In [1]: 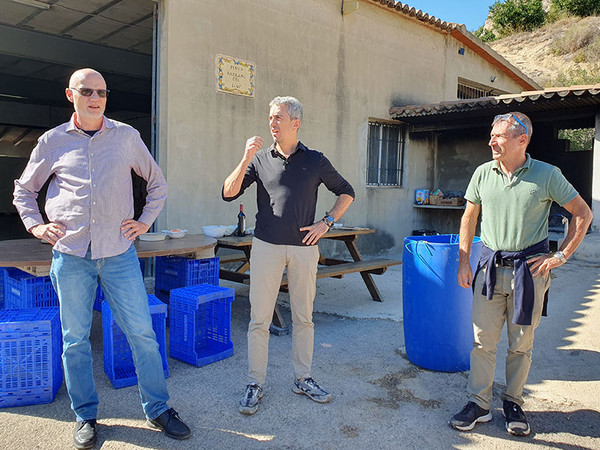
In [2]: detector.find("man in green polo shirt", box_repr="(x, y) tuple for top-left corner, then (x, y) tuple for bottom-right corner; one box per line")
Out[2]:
(449, 112), (593, 436)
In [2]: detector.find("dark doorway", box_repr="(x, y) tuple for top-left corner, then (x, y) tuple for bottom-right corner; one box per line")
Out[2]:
(0, 0), (156, 240)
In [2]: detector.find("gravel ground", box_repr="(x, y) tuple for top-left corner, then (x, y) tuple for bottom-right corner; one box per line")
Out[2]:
(1, 250), (599, 449)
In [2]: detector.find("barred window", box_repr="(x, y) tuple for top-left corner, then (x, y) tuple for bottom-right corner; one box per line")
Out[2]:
(457, 83), (491, 99)
(367, 121), (405, 186)
(457, 77), (505, 100)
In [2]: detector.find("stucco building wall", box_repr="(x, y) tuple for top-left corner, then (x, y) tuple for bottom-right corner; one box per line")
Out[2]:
(158, 0), (527, 252)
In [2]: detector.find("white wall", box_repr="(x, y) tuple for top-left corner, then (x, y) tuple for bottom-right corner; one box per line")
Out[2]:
(158, 0), (527, 252)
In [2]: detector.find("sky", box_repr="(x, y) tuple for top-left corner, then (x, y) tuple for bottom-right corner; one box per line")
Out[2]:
(401, 0), (498, 31)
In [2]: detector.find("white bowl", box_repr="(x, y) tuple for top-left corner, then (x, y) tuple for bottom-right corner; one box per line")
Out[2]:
(202, 225), (236, 238)
(161, 229), (187, 239)
(138, 232), (166, 241)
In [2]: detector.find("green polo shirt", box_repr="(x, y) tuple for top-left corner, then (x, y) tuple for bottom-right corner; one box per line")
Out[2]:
(465, 154), (578, 252)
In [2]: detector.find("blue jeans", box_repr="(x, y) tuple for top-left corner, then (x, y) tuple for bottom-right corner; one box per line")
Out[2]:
(50, 245), (169, 421)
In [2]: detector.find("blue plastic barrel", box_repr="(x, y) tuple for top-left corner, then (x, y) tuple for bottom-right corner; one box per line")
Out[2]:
(402, 234), (482, 372)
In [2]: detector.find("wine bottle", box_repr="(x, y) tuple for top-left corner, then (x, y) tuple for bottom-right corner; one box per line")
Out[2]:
(236, 202), (246, 236)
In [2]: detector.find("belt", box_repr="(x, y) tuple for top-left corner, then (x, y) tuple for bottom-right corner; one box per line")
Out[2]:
(498, 258), (515, 267)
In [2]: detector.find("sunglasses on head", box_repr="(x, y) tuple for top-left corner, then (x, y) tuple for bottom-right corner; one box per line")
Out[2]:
(70, 87), (110, 98)
(494, 113), (529, 137)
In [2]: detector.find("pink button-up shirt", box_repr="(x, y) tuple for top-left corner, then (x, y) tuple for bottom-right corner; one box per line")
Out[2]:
(13, 115), (168, 259)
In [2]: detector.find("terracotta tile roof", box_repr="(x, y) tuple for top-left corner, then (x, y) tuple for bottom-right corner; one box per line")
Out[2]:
(390, 84), (600, 120)
(366, 0), (462, 32)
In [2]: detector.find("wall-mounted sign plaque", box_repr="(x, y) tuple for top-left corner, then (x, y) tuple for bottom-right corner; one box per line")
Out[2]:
(216, 54), (255, 97)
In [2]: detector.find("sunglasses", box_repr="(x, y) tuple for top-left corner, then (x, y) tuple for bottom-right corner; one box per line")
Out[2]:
(494, 113), (529, 137)
(70, 87), (110, 98)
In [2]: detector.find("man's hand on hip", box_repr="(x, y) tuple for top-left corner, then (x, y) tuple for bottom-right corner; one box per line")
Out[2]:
(457, 262), (474, 288)
(30, 223), (66, 245)
(527, 254), (563, 277)
(121, 219), (150, 241)
(300, 221), (330, 246)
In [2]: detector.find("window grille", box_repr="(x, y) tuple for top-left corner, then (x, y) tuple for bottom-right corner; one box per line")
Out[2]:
(456, 78), (504, 99)
(457, 83), (491, 99)
(367, 121), (405, 186)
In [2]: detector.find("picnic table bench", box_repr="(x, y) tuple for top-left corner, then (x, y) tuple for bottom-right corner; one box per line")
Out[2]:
(280, 258), (398, 286)
(215, 227), (401, 333)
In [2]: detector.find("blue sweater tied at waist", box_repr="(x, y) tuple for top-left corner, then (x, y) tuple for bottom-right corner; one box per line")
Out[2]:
(475, 238), (550, 326)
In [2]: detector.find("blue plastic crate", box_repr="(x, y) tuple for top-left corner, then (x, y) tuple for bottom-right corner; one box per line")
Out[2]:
(102, 294), (168, 389)
(93, 285), (105, 312)
(0, 268), (5, 310)
(0, 307), (63, 408)
(93, 259), (146, 312)
(169, 284), (234, 367)
(139, 258), (146, 277)
(155, 257), (219, 303)
(4, 268), (58, 309)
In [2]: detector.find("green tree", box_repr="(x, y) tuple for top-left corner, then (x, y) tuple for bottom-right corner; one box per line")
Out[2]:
(489, 0), (546, 36)
(474, 26), (497, 42)
(558, 128), (594, 152)
(552, 0), (600, 17)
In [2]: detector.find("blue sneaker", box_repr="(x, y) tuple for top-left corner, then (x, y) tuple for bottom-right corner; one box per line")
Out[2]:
(239, 383), (263, 415)
(292, 377), (332, 403)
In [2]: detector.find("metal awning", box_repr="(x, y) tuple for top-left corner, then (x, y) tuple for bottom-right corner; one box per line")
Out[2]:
(390, 84), (600, 131)
(0, 0), (154, 102)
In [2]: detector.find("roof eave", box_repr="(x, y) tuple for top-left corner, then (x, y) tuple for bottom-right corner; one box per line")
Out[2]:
(450, 27), (541, 92)
(363, 1), (541, 92)
(388, 84), (600, 129)
(365, 0), (459, 33)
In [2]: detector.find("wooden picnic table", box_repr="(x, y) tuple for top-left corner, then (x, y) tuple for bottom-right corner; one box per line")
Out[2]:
(0, 234), (217, 276)
(215, 227), (401, 333)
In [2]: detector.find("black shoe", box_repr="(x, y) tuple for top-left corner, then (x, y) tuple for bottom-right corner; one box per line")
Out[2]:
(73, 419), (97, 449)
(147, 408), (192, 440)
(503, 400), (531, 436)
(449, 401), (492, 431)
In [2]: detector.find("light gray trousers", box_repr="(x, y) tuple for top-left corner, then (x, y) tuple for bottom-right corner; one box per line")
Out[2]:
(468, 264), (550, 409)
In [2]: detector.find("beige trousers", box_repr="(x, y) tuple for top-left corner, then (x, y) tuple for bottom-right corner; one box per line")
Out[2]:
(468, 264), (550, 409)
(247, 237), (320, 385)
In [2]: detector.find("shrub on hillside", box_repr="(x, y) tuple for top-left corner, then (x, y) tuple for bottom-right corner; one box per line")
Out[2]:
(552, 0), (600, 17)
(547, 65), (600, 87)
(587, 38), (600, 62)
(489, 0), (547, 35)
(474, 26), (497, 42)
(551, 18), (600, 57)
(558, 128), (594, 152)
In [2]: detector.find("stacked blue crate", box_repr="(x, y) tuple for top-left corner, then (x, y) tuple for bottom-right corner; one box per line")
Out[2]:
(0, 307), (63, 408)
(0, 268), (4, 310)
(93, 285), (105, 312)
(169, 284), (234, 367)
(155, 256), (219, 303)
(93, 258), (147, 312)
(4, 268), (58, 309)
(102, 294), (168, 389)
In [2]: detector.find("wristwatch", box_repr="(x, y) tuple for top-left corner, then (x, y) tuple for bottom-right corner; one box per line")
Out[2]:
(553, 250), (567, 264)
(322, 214), (335, 228)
